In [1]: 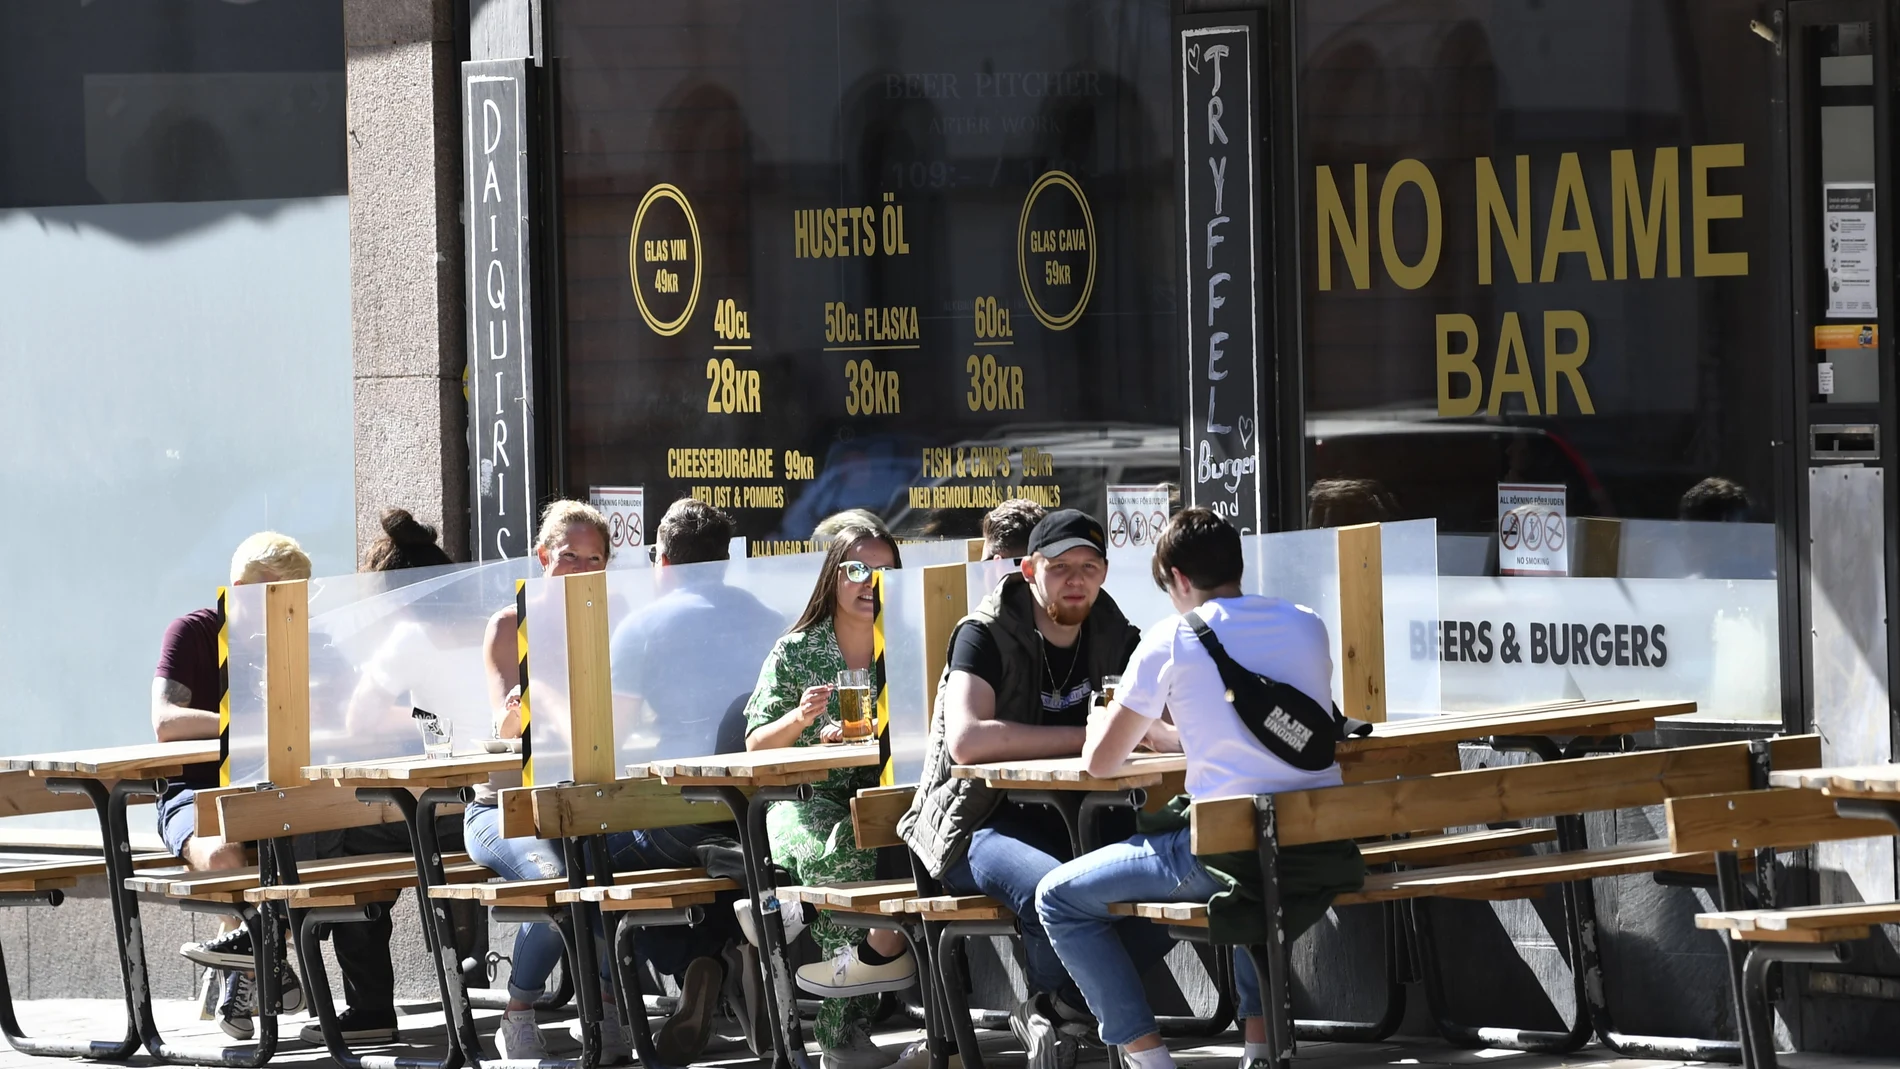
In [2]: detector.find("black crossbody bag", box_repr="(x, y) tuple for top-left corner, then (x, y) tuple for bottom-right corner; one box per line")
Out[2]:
(1183, 609), (1372, 771)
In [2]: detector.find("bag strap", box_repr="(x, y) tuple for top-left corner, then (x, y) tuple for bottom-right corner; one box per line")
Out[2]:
(1184, 609), (1371, 741)
(1182, 609), (1250, 689)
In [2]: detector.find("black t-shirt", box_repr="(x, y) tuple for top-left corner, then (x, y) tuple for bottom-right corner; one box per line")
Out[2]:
(948, 620), (1139, 728)
(155, 607), (223, 790)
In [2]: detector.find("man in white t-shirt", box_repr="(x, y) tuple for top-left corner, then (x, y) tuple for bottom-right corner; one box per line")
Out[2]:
(1033, 508), (1364, 1069)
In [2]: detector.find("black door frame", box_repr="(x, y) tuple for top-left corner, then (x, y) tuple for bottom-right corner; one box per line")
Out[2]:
(1785, 0), (1899, 745)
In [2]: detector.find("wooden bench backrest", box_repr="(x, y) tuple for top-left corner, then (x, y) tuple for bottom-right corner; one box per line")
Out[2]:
(1192, 735), (1821, 853)
(526, 776), (732, 840)
(217, 781), (407, 842)
(1667, 787), (1895, 853)
(852, 785), (915, 849)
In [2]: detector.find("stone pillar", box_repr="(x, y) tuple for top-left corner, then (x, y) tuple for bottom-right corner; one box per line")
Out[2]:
(344, 0), (468, 562)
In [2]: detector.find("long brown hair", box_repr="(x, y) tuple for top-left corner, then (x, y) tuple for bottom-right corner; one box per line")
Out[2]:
(787, 525), (903, 635)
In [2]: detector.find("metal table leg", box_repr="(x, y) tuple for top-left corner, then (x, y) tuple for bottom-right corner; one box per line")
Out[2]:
(38, 777), (285, 1066)
(681, 783), (813, 1069)
(356, 785), (485, 1065)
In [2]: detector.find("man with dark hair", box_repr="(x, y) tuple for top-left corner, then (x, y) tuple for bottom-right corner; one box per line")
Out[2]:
(598, 497), (778, 1058)
(981, 498), (1047, 560)
(897, 509), (1169, 1069)
(1679, 477), (1751, 523)
(1034, 509), (1363, 1069)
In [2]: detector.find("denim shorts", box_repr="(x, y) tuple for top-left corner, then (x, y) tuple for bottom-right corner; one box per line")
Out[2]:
(156, 786), (197, 858)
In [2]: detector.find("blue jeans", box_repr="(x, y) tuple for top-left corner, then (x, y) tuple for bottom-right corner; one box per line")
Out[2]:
(1036, 829), (1262, 1047)
(943, 803), (1173, 1011)
(464, 804), (731, 1002)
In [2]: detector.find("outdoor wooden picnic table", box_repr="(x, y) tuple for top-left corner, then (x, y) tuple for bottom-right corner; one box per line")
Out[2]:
(0, 739), (235, 1062)
(300, 750), (519, 789)
(952, 750), (1183, 791)
(4, 740), (218, 780)
(1343, 697), (1698, 751)
(629, 739), (881, 786)
(1768, 762), (1900, 831)
(1768, 762), (1900, 797)
(613, 739), (881, 1069)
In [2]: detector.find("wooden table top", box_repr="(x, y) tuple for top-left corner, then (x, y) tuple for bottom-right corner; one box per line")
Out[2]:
(952, 751), (1184, 791)
(949, 699), (1695, 791)
(4, 740), (219, 779)
(1769, 764), (1900, 798)
(301, 752), (520, 788)
(1340, 698), (1696, 753)
(631, 741), (881, 786)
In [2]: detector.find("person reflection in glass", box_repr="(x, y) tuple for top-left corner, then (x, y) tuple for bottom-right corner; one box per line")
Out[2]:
(609, 497), (783, 759)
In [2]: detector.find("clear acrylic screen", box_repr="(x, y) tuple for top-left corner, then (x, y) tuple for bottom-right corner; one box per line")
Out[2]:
(223, 561), (532, 786)
(525, 547), (931, 784)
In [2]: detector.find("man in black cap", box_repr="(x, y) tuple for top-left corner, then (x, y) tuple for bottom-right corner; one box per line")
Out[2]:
(897, 509), (1170, 1069)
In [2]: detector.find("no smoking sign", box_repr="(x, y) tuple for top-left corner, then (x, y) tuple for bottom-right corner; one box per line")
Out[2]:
(1497, 483), (1568, 577)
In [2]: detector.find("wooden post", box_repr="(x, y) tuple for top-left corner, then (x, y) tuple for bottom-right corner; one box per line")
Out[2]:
(1574, 517), (1622, 578)
(965, 537), (986, 562)
(921, 563), (969, 720)
(263, 579), (311, 784)
(564, 570), (616, 784)
(1335, 523), (1387, 723)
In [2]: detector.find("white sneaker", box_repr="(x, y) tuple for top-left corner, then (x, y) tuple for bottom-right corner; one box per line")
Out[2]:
(567, 1010), (632, 1064)
(735, 896), (808, 947)
(889, 1038), (948, 1069)
(795, 944), (917, 998)
(822, 1027), (898, 1069)
(495, 1008), (546, 1060)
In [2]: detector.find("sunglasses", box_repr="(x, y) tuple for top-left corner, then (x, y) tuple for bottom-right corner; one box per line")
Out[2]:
(838, 561), (890, 584)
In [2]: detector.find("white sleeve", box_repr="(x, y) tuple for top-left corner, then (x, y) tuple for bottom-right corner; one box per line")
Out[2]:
(1114, 618), (1178, 720)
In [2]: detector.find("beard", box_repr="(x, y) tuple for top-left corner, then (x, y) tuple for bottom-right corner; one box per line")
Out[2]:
(1041, 591), (1096, 627)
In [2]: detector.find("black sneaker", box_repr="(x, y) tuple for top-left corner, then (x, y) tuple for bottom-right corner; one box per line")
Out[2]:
(271, 956), (305, 1015)
(183, 926), (254, 970)
(299, 1007), (399, 1046)
(218, 971), (255, 1040)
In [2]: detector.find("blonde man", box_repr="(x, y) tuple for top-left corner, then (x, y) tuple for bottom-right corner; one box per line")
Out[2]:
(159, 533), (312, 1037)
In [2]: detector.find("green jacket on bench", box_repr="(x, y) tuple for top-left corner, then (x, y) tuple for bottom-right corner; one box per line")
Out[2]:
(1138, 795), (1364, 945)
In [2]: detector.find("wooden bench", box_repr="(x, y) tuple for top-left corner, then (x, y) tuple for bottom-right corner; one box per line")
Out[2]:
(0, 853), (173, 895)
(1098, 736), (1821, 1064)
(1666, 780), (1900, 1069)
(432, 866), (731, 911)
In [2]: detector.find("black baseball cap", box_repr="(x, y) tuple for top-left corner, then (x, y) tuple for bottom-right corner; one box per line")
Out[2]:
(1028, 509), (1107, 559)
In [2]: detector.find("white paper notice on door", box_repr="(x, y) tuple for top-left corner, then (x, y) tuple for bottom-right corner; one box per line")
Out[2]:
(1824, 183), (1877, 318)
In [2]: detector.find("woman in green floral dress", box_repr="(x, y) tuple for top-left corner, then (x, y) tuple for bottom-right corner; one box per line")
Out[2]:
(744, 524), (917, 1069)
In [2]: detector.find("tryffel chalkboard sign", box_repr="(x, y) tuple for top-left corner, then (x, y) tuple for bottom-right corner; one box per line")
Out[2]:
(1176, 13), (1266, 533)
(464, 58), (536, 560)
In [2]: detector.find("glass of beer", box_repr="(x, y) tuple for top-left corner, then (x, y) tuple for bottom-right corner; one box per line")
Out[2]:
(1100, 674), (1123, 707)
(835, 669), (874, 743)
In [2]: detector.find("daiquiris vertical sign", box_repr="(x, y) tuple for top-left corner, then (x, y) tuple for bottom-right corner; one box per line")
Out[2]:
(1177, 15), (1265, 533)
(465, 59), (536, 560)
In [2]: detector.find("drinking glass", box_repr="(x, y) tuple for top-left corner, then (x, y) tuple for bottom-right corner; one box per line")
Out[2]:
(414, 708), (453, 758)
(1100, 674), (1123, 706)
(835, 669), (874, 743)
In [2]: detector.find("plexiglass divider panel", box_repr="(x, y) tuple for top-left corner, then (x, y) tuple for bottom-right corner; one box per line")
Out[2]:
(876, 567), (930, 784)
(1250, 529), (1345, 707)
(305, 559), (536, 771)
(1380, 520), (1442, 718)
(224, 582), (269, 787)
(222, 560), (534, 787)
(896, 539), (977, 569)
(527, 547), (935, 784)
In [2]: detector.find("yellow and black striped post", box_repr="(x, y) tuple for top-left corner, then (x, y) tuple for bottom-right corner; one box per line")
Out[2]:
(216, 586), (230, 786)
(517, 578), (534, 786)
(871, 570), (892, 786)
